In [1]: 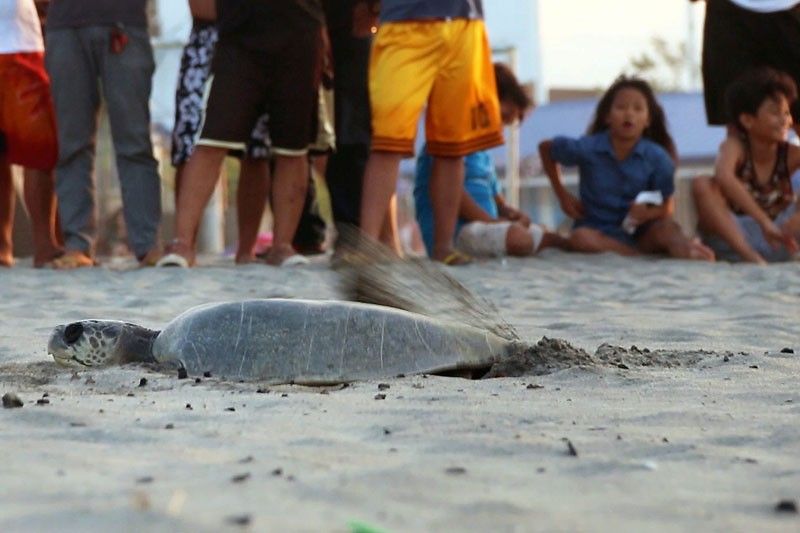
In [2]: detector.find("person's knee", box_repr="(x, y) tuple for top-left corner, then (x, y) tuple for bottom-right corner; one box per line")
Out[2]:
(505, 223), (533, 256)
(645, 217), (682, 243)
(691, 175), (714, 199)
(274, 156), (309, 186)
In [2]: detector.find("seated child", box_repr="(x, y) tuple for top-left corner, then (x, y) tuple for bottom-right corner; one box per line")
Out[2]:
(539, 76), (714, 261)
(692, 67), (800, 263)
(414, 63), (570, 261)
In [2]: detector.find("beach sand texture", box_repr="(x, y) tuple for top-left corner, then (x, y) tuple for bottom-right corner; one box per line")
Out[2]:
(1, 251), (799, 532)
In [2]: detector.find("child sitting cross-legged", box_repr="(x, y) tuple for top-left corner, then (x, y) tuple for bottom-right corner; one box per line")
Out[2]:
(539, 76), (714, 261)
(692, 67), (800, 264)
(414, 63), (570, 261)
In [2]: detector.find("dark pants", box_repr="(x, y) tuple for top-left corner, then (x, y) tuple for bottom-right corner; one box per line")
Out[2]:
(325, 21), (372, 238)
(326, 143), (367, 230)
(45, 26), (161, 258)
(702, 0), (800, 125)
(292, 168), (327, 254)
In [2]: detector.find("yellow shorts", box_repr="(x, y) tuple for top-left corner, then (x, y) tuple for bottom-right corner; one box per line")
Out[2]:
(369, 19), (503, 157)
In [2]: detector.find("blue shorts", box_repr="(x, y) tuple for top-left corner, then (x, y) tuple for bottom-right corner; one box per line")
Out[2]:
(704, 204), (797, 262)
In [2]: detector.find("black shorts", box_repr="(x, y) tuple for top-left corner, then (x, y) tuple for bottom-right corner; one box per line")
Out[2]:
(198, 15), (322, 155)
(702, 0), (800, 125)
(171, 22), (269, 166)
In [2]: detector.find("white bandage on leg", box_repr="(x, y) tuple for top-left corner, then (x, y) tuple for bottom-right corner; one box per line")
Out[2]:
(528, 223), (545, 252)
(455, 221), (512, 257)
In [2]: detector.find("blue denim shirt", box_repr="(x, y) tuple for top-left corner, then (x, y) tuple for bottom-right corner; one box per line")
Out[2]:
(414, 147), (499, 255)
(550, 131), (675, 228)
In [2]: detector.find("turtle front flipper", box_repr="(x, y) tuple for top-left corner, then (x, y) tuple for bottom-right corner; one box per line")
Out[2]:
(138, 358), (187, 377)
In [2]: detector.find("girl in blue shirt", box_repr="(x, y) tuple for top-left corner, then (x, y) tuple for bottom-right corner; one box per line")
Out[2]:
(539, 76), (715, 260)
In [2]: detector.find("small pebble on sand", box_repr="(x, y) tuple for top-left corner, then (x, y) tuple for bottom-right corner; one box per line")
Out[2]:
(226, 514), (251, 526)
(775, 500), (798, 514)
(2, 393), (23, 408)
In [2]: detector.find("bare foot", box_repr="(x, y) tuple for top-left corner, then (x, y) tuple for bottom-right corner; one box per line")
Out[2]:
(263, 244), (309, 267)
(235, 253), (258, 265)
(0, 251), (13, 267)
(137, 248), (162, 267)
(155, 240), (194, 268)
(687, 238), (716, 262)
(52, 250), (95, 270)
(33, 247), (64, 269)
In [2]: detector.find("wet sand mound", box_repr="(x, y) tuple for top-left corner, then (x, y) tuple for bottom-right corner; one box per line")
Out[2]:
(486, 337), (720, 377)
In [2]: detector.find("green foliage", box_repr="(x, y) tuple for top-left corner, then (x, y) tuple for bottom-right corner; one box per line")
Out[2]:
(625, 37), (689, 91)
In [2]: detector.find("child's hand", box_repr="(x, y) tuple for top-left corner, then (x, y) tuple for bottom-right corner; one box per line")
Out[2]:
(557, 191), (584, 220)
(780, 218), (800, 254)
(626, 203), (652, 224)
(760, 219), (789, 250)
(782, 212), (800, 239)
(500, 205), (531, 227)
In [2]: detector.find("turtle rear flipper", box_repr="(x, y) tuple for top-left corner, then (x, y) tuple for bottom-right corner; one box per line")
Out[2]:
(335, 225), (519, 342)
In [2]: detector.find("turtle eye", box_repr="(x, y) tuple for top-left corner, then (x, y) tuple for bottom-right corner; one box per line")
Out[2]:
(64, 323), (84, 345)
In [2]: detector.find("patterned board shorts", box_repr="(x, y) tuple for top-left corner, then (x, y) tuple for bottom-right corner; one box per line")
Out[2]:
(171, 22), (269, 166)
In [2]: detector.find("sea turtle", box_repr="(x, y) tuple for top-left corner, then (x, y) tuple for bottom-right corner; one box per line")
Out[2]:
(47, 298), (515, 384)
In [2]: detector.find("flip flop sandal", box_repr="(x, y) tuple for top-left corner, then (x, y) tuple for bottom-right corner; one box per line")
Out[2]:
(155, 253), (190, 268)
(279, 254), (311, 267)
(441, 250), (473, 266)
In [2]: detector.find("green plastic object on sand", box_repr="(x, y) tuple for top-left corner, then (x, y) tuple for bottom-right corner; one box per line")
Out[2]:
(348, 519), (390, 533)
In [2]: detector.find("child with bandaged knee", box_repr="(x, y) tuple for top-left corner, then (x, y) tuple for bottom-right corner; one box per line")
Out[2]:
(414, 63), (569, 259)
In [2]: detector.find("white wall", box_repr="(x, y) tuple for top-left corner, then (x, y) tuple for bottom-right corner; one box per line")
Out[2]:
(483, 0), (544, 103)
(150, 0), (192, 131)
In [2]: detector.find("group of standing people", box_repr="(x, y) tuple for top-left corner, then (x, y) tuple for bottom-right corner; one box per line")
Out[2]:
(2, 0), (800, 269)
(1, 0), (161, 268)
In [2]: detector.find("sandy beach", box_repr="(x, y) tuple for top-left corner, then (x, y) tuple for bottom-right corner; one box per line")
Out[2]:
(1, 252), (799, 532)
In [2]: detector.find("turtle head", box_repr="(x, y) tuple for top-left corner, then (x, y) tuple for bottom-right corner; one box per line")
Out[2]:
(48, 320), (158, 367)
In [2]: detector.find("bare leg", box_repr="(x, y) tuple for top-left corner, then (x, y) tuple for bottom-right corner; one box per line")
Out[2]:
(172, 162), (206, 246)
(569, 227), (639, 256)
(539, 233), (571, 251)
(22, 167), (63, 267)
(637, 217), (715, 261)
(264, 154), (308, 266)
(379, 193), (403, 256)
(0, 159), (14, 266)
(691, 176), (763, 263)
(505, 223), (534, 256)
(429, 156), (465, 262)
(236, 158), (270, 264)
(173, 163), (185, 207)
(172, 145), (228, 265)
(311, 154), (328, 179)
(360, 151), (402, 240)
(506, 223), (572, 257)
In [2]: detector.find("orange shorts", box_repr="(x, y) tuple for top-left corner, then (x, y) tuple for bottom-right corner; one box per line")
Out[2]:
(0, 52), (58, 170)
(369, 19), (503, 157)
